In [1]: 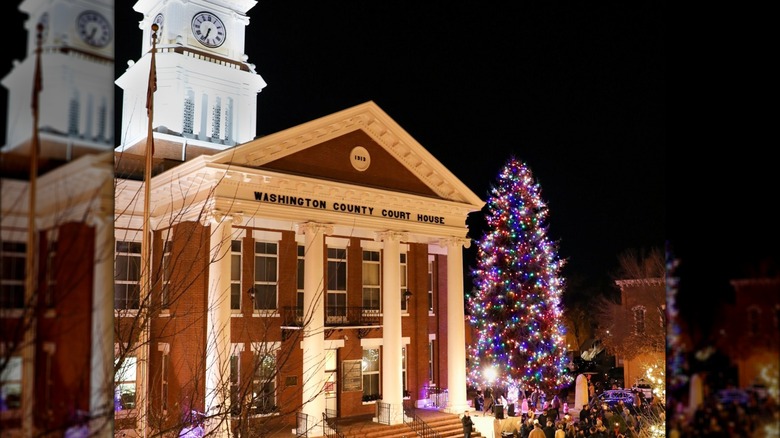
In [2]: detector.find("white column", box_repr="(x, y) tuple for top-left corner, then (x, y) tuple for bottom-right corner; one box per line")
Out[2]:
(443, 237), (470, 414)
(205, 211), (240, 437)
(88, 185), (114, 435)
(298, 222), (331, 435)
(378, 231), (406, 425)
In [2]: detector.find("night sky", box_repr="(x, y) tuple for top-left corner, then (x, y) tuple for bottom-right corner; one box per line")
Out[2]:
(2, 2), (666, 295)
(125, 2), (666, 292)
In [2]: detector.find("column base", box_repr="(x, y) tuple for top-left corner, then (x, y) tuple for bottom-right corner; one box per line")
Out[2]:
(444, 402), (472, 415)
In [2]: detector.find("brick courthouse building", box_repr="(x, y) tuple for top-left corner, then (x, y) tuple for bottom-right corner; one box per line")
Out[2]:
(113, 1), (484, 436)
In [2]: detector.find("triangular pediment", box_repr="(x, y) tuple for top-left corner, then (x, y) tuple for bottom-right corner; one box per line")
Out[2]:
(210, 101), (483, 206)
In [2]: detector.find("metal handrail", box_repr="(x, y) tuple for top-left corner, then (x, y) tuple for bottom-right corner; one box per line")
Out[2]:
(402, 400), (440, 438)
(376, 401), (390, 425)
(296, 412), (309, 438)
(323, 411), (345, 438)
(281, 306), (381, 327)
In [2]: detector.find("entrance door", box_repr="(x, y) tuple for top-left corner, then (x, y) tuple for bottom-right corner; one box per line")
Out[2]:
(325, 349), (338, 416)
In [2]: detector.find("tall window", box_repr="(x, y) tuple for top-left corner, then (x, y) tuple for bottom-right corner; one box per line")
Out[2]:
(161, 239), (172, 309)
(45, 231), (58, 308)
(402, 346), (408, 396)
(0, 241), (25, 309)
(427, 256), (435, 313)
(115, 355), (137, 411)
(326, 248), (347, 322)
(97, 96), (108, 142)
(428, 340), (435, 384)
(362, 348), (380, 399)
(0, 356), (22, 410)
(400, 253), (408, 312)
(199, 94), (208, 138)
(362, 250), (381, 312)
(43, 345), (54, 413)
(68, 95), (80, 135)
(252, 351), (276, 415)
(253, 242), (278, 311)
(633, 306), (646, 335)
(230, 344), (244, 416)
(296, 245), (304, 320)
(230, 351), (240, 416)
(158, 343), (169, 412)
(85, 94), (94, 140)
(115, 241), (141, 310)
(211, 96), (221, 141)
(183, 91), (195, 135)
(225, 97), (234, 143)
(231, 240), (242, 311)
(325, 349), (338, 414)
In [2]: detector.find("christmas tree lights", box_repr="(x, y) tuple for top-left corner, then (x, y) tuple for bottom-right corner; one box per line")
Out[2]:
(467, 157), (572, 394)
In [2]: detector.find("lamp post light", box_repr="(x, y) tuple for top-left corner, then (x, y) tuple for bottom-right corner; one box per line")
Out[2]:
(484, 366), (497, 384)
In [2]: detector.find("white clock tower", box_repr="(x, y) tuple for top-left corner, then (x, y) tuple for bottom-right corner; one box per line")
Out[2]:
(116, 0), (266, 159)
(1, 0), (114, 159)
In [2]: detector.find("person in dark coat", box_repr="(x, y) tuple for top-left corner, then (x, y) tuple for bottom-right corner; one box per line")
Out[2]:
(548, 395), (561, 420)
(579, 404), (591, 426)
(542, 420), (555, 438)
(519, 418), (533, 438)
(537, 410), (548, 429)
(461, 411), (474, 438)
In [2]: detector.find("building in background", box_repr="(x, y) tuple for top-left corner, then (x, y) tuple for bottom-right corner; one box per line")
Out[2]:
(721, 277), (779, 392)
(113, 0), (482, 436)
(0, 0), (114, 435)
(614, 278), (665, 390)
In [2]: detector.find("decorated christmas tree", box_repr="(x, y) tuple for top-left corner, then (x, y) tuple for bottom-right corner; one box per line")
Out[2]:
(467, 157), (572, 394)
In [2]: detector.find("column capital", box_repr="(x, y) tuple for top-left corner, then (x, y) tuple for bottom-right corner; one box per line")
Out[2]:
(202, 209), (243, 227)
(439, 236), (471, 249)
(296, 222), (333, 236)
(375, 231), (408, 243)
(85, 207), (113, 229)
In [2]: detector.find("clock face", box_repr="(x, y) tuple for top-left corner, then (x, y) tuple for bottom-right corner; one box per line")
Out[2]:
(77, 11), (111, 48)
(191, 11), (226, 48)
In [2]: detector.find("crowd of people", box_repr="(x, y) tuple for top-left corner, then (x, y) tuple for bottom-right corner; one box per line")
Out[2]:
(666, 389), (779, 437)
(468, 385), (665, 438)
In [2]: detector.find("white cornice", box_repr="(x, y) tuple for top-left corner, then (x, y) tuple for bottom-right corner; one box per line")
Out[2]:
(114, 102), (484, 241)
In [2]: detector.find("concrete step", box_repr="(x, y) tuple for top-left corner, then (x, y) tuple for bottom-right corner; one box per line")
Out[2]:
(338, 411), (484, 438)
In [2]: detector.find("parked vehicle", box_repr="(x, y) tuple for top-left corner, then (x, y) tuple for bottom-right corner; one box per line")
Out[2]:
(632, 378), (654, 400)
(746, 384), (768, 401)
(592, 389), (635, 409)
(715, 388), (750, 405)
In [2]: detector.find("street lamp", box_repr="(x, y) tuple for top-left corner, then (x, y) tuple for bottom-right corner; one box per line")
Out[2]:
(484, 366), (497, 383)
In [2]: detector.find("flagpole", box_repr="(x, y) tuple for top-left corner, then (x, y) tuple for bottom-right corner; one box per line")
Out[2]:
(137, 23), (158, 438)
(21, 22), (44, 436)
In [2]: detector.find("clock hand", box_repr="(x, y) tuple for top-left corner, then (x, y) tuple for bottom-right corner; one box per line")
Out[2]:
(204, 28), (212, 39)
